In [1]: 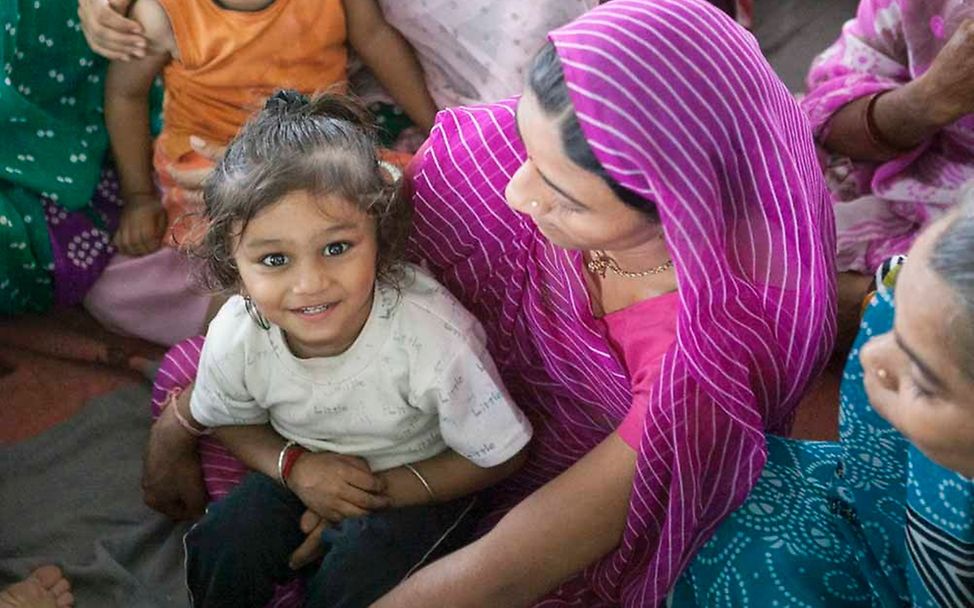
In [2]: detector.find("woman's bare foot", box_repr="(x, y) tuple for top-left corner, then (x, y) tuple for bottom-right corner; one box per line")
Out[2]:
(0, 566), (74, 608)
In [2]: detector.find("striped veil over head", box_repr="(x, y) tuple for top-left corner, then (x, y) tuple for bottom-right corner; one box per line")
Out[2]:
(407, 0), (836, 605)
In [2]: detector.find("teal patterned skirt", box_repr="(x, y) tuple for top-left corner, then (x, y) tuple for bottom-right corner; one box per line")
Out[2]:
(672, 270), (974, 607)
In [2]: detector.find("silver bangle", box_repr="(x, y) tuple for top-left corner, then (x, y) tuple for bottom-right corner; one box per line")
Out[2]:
(403, 462), (436, 502)
(277, 440), (297, 487)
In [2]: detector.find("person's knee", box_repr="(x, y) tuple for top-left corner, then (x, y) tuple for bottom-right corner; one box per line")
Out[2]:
(307, 502), (477, 606)
(187, 473), (302, 567)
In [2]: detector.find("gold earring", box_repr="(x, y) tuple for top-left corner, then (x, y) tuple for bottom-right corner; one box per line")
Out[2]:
(529, 200), (540, 208)
(876, 368), (889, 379)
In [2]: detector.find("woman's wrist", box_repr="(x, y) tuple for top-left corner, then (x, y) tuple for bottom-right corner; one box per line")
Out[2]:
(155, 404), (202, 449)
(907, 76), (965, 130)
(166, 390), (210, 436)
(868, 83), (949, 152)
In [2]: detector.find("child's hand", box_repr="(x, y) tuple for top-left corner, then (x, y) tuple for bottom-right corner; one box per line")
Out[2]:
(288, 452), (390, 523)
(288, 509), (329, 570)
(115, 193), (167, 256)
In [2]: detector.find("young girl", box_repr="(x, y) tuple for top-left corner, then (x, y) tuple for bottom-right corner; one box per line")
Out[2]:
(84, 0), (436, 346)
(179, 90), (531, 607)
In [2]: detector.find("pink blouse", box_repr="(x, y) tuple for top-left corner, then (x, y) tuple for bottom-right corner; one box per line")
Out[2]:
(602, 291), (680, 448)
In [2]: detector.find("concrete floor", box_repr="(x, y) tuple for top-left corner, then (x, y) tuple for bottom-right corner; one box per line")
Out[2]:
(753, 0), (860, 92)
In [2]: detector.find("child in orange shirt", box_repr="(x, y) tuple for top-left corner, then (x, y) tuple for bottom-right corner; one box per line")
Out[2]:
(85, 0), (435, 346)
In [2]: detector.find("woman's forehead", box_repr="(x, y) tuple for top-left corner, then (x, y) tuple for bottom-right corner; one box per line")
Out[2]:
(896, 247), (969, 388)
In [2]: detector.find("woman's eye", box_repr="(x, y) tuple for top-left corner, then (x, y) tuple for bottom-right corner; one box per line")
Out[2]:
(259, 253), (289, 267)
(555, 197), (584, 214)
(909, 376), (935, 400)
(324, 242), (351, 257)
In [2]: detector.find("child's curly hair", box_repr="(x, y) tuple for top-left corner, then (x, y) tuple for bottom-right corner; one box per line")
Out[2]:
(195, 90), (412, 292)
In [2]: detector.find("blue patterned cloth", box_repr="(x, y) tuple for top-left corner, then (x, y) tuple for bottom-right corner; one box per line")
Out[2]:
(671, 276), (974, 607)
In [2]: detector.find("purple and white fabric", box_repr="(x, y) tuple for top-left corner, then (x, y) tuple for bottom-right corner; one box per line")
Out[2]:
(802, 0), (974, 273)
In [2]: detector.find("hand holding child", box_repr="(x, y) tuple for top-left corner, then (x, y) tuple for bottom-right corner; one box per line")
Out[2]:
(288, 452), (390, 523)
(77, 0), (147, 61)
(114, 193), (166, 256)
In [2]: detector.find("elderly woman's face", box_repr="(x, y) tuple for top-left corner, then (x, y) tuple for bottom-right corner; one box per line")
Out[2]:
(860, 221), (974, 478)
(505, 91), (659, 252)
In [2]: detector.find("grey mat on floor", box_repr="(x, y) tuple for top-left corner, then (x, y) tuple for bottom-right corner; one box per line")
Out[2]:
(1, 384), (191, 607)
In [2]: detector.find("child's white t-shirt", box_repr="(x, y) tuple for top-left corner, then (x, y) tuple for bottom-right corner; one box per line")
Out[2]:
(190, 265), (532, 472)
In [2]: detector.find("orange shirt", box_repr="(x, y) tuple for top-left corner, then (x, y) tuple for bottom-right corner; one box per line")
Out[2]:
(155, 0), (348, 160)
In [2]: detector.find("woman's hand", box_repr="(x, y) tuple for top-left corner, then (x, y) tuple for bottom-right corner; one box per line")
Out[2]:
(915, 19), (974, 126)
(78, 0), (146, 61)
(823, 19), (974, 160)
(142, 401), (208, 521)
(114, 193), (166, 256)
(287, 452), (390, 524)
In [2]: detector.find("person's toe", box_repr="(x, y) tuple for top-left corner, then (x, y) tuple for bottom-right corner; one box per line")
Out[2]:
(28, 567), (62, 591)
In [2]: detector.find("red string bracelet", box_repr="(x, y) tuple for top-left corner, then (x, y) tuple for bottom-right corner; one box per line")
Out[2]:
(281, 443), (308, 488)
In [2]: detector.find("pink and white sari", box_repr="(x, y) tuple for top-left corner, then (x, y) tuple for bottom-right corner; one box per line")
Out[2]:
(802, 0), (974, 273)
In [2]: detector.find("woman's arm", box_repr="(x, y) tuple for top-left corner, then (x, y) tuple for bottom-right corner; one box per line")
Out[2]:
(142, 390), (208, 520)
(372, 433), (637, 607)
(822, 19), (974, 161)
(342, 0), (437, 131)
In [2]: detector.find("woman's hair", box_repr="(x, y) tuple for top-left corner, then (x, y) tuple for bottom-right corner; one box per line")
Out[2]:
(929, 192), (974, 380)
(195, 90), (411, 292)
(527, 42), (658, 221)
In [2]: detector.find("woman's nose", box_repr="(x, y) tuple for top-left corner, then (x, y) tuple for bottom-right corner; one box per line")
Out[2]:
(860, 332), (900, 391)
(505, 162), (548, 218)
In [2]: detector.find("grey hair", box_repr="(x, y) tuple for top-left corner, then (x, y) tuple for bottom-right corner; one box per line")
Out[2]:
(928, 188), (974, 380)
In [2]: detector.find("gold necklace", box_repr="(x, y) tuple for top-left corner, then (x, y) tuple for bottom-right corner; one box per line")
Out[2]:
(586, 250), (674, 279)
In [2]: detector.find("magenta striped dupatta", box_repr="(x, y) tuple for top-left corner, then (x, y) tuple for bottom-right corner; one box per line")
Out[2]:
(406, 0), (836, 605)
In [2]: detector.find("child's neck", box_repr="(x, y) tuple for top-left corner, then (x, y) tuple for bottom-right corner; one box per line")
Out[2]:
(213, 0), (276, 12)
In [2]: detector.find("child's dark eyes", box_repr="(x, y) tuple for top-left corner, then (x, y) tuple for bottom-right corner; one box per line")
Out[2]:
(324, 242), (351, 257)
(256, 242), (349, 267)
(259, 253), (289, 267)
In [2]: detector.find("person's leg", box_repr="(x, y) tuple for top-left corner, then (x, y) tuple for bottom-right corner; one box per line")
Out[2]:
(184, 472), (307, 608)
(0, 566), (73, 608)
(304, 497), (480, 608)
(83, 247), (212, 347)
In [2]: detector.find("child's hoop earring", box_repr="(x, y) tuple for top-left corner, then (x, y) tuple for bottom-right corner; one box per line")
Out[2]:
(244, 296), (271, 330)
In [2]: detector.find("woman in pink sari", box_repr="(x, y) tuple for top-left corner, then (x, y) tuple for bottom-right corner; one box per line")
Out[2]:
(143, 1), (835, 605)
(804, 0), (974, 275)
